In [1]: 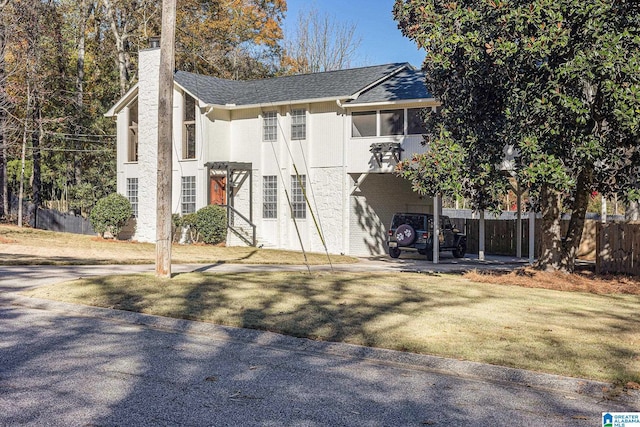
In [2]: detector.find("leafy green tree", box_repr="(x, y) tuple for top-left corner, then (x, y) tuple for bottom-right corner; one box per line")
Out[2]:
(394, 0), (640, 272)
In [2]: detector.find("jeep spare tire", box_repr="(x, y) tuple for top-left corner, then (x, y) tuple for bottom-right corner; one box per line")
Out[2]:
(395, 224), (416, 247)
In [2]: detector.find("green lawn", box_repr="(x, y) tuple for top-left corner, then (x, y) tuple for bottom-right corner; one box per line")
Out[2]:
(23, 270), (640, 384)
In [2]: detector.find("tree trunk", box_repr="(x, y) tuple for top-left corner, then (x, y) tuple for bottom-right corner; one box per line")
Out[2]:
(32, 98), (41, 216)
(18, 85), (29, 228)
(560, 168), (592, 272)
(626, 201), (640, 220)
(74, 0), (88, 185)
(0, 0), (8, 218)
(103, 0), (130, 96)
(535, 185), (564, 271)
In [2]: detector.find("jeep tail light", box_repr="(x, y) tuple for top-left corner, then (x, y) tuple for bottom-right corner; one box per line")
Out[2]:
(388, 230), (393, 236)
(423, 232), (430, 239)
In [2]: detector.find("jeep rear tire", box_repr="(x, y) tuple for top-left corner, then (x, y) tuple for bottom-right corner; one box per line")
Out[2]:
(389, 247), (401, 258)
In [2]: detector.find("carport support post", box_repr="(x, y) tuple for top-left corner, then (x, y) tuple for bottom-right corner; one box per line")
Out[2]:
(479, 210), (485, 261)
(516, 183), (522, 258)
(528, 208), (535, 264)
(433, 194), (440, 264)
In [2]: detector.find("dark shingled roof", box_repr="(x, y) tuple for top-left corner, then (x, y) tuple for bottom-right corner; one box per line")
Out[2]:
(174, 63), (431, 106)
(345, 68), (431, 104)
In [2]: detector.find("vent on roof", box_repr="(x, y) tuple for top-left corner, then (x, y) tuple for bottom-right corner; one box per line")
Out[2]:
(149, 36), (160, 48)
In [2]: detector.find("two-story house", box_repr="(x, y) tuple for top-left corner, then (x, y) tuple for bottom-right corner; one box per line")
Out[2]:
(106, 46), (438, 257)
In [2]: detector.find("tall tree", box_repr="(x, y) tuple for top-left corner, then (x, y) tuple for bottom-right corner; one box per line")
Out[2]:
(0, 0), (10, 218)
(175, 0), (286, 79)
(101, 0), (160, 96)
(394, 0), (640, 272)
(281, 6), (362, 74)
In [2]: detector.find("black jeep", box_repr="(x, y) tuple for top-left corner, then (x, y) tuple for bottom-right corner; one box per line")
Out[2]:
(387, 213), (467, 260)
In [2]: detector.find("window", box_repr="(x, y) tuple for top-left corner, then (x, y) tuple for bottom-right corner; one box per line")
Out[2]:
(263, 111), (277, 141)
(291, 175), (306, 219)
(291, 109), (306, 140)
(380, 110), (404, 136)
(263, 176), (277, 219)
(183, 93), (196, 159)
(127, 102), (138, 162)
(408, 108), (427, 135)
(351, 111), (376, 137)
(181, 176), (196, 214)
(126, 178), (138, 217)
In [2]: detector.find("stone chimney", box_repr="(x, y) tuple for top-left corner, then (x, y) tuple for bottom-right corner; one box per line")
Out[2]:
(135, 46), (161, 243)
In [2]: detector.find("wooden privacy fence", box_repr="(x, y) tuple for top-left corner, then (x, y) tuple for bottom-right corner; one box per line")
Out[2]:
(596, 222), (640, 276)
(449, 218), (597, 260)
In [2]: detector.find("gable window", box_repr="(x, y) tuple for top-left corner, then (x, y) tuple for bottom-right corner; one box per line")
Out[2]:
(291, 175), (306, 219)
(181, 176), (196, 214)
(183, 93), (196, 159)
(291, 109), (306, 140)
(351, 111), (376, 137)
(263, 175), (277, 219)
(127, 102), (138, 162)
(126, 177), (138, 217)
(263, 111), (277, 142)
(408, 108), (428, 135)
(380, 110), (404, 136)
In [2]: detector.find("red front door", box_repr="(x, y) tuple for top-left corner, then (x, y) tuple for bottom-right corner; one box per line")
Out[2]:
(210, 176), (226, 205)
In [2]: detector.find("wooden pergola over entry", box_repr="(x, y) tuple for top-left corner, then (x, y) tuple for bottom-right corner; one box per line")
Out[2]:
(205, 161), (256, 246)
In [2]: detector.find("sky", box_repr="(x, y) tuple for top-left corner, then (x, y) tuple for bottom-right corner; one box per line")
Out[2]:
(283, 0), (426, 68)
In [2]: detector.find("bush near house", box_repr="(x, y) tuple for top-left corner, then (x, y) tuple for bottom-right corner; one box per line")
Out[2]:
(89, 193), (133, 239)
(173, 205), (227, 245)
(194, 205), (227, 244)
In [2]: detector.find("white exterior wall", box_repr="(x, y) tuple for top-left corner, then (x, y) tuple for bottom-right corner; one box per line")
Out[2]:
(113, 53), (436, 255)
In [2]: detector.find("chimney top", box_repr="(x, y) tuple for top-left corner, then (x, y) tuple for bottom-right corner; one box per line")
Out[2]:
(149, 36), (160, 48)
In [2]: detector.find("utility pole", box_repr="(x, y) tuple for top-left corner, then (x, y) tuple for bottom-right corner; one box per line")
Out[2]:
(156, 0), (176, 278)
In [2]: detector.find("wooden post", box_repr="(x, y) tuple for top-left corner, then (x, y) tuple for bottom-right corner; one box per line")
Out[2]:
(156, 0), (176, 278)
(479, 210), (485, 261)
(433, 194), (440, 264)
(529, 208), (535, 264)
(516, 182), (522, 258)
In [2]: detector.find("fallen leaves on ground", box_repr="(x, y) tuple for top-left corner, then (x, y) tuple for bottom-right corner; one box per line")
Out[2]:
(464, 268), (640, 295)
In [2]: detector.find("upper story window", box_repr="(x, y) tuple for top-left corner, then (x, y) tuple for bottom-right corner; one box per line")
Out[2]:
(352, 108), (430, 137)
(351, 111), (376, 137)
(127, 101), (138, 162)
(263, 111), (277, 142)
(291, 109), (306, 140)
(380, 110), (404, 136)
(408, 108), (428, 135)
(183, 93), (196, 159)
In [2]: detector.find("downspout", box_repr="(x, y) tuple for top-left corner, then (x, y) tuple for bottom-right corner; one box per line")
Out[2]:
(337, 98), (349, 254)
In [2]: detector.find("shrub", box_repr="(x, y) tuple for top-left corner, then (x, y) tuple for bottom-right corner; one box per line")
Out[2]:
(194, 205), (227, 244)
(89, 193), (132, 239)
